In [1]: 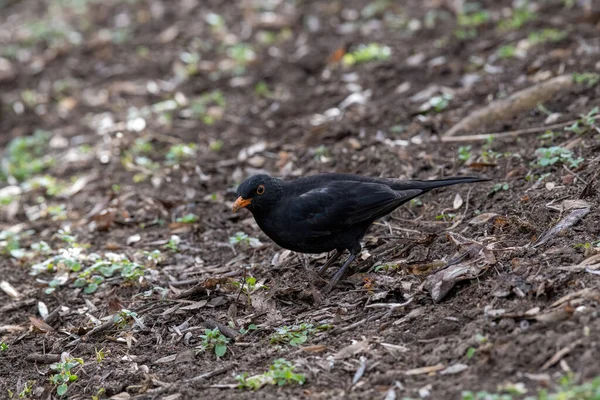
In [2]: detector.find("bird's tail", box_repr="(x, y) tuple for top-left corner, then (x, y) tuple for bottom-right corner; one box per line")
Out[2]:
(391, 176), (491, 191)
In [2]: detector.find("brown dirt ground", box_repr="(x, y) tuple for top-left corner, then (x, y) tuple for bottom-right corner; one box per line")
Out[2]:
(1, 0), (600, 399)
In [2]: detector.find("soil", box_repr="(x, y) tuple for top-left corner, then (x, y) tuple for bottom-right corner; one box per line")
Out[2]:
(1, 0), (600, 399)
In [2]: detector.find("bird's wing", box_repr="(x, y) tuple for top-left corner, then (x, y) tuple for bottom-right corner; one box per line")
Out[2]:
(286, 181), (423, 235)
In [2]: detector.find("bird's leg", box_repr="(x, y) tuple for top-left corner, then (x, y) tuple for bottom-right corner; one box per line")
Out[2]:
(318, 249), (343, 274)
(322, 252), (357, 294)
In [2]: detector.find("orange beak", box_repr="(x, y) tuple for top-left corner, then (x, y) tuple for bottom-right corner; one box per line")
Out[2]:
(232, 196), (252, 212)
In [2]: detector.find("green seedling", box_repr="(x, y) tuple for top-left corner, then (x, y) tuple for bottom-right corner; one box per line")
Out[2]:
(236, 359), (306, 390)
(164, 235), (181, 252)
(488, 183), (509, 196)
(176, 213), (198, 223)
(270, 323), (316, 346)
(49, 355), (83, 397)
(197, 328), (230, 358)
(458, 145), (472, 162)
(534, 146), (583, 168)
(342, 43), (391, 66)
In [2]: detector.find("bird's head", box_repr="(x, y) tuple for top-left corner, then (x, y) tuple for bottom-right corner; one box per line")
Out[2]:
(232, 174), (282, 214)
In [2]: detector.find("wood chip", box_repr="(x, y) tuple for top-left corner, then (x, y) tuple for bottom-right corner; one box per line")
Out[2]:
(404, 364), (445, 376)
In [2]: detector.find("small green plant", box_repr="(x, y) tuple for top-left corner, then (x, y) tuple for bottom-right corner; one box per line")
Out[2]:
(488, 183), (509, 196)
(426, 93), (453, 113)
(254, 81), (271, 97)
(176, 213), (198, 223)
(313, 145), (330, 161)
(164, 235), (181, 252)
(233, 276), (268, 295)
(1, 130), (54, 182)
(573, 72), (600, 87)
(49, 355), (83, 397)
(528, 29), (567, 45)
(95, 348), (106, 364)
(455, 10), (490, 39)
(436, 213), (456, 221)
(47, 204), (68, 221)
(113, 309), (139, 328)
(197, 328), (230, 358)
(236, 359), (306, 390)
(342, 43), (391, 66)
(209, 139), (224, 152)
(229, 232), (261, 247)
(165, 143), (197, 164)
(16, 380), (35, 398)
(131, 137), (154, 155)
(0, 341), (8, 351)
(187, 90), (227, 124)
(534, 146), (583, 168)
(498, 44), (517, 59)
(270, 323), (316, 346)
(239, 324), (258, 335)
(498, 5), (536, 31)
(458, 145), (472, 162)
(466, 347), (476, 359)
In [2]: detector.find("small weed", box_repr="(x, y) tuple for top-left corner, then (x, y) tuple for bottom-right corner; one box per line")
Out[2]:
(498, 5), (536, 31)
(498, 44), (517, 59)
(534, 146), (583, 168)
(424, 93), (453, 113)
(239, 324), (258, 335)
(95, 348), (106, 364)
(236, 359), (306, 390)
(313, 145), (330, 161)
(165, 143), (197, 164)
(436, 213), (456, 221)
(270, 323), (316, 346)
(0, 341), (8, 351)
(197, 328), (230, 358)
(16, 380), (35, 398)
(186, 90), (226, 125)
(131, 137), (154, 155)
(209, 139), (224, 152)
(49, 354), (83, 397)
(1, 130), (54, 182)
(233, 276), (268, 295)
(528, 29), (567, 45)
(227, 43), (256, 73)
(455, 10), (489, 39)
(164, 235), (181, 252)
(573, 72), (600, 87)
(229, 232), (261, 247)
(342, 43), (391, 66)
(254, 81), (271, 97)
(458, 145), (472, 162)
(176, 213), (198, 223)
(113, 309), (140, 328)
(466, 347), (476, 359)
(410, 198), (423, 207)
(564, 106), (600, 134)
(488, 183), (509, 196)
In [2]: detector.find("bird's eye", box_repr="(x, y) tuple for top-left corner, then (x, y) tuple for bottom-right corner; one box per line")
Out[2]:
(256, 184), (265, 195)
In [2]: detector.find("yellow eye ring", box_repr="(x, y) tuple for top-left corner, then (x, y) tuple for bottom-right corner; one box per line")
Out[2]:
(256, 184), (265, 195)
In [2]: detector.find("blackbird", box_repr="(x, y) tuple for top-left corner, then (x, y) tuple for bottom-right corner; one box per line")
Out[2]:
(232, 173), (489, 293)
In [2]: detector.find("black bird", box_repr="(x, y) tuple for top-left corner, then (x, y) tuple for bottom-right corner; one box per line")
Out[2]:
(232, 173), (489, 293)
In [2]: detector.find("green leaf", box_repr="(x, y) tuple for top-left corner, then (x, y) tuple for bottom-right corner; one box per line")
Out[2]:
(84, 283), (98, 294)
(215, 344), (227, 358)
(466, 347), (476, 359)
(56, 383), (68, 396)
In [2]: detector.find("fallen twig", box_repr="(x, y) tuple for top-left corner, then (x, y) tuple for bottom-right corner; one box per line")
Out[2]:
(541, 339), (583, 370)
(440, 120), (577, 142)
(445, 75), (574, 136)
